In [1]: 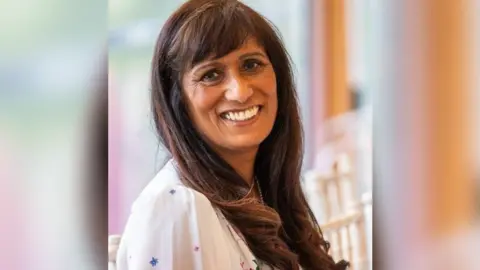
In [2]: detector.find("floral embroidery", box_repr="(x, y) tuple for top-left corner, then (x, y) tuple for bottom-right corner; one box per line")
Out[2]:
(149, 257), (159, 267)
(169, 189), (176, 195)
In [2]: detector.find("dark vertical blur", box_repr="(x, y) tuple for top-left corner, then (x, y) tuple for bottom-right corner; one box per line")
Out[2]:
(0, 0), (107, 269)
(86, 56), (108, 267)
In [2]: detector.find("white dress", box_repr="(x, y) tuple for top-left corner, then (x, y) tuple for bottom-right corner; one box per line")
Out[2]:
(116, 159), (266, 270)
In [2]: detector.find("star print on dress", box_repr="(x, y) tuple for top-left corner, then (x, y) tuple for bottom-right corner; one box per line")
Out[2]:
(194, 246), (200, 251)
(149, 257), (159, 267)
(169, 189), (176, 195)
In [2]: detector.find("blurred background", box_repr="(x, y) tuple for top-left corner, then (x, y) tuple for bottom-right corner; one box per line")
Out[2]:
(0, 0), (107, 269)
(0, 0), (478, 269)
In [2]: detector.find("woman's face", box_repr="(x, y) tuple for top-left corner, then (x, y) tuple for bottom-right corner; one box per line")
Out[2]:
(182, 38), (278, 154)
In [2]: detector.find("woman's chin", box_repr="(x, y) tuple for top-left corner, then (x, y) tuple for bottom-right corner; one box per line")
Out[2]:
(223, 136), (266, 152)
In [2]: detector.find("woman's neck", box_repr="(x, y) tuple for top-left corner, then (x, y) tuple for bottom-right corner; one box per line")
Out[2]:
(218, 147), (258, 185)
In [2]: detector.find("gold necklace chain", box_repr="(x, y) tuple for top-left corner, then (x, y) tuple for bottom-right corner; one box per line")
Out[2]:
(255, 177), (264, 204)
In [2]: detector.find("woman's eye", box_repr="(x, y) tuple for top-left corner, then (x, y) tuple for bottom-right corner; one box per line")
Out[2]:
(243, 59), (264, 72)
(201, 70), (222, 82)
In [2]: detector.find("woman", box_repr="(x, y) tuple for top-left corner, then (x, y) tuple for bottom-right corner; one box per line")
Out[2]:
(116, 0), (349, 269)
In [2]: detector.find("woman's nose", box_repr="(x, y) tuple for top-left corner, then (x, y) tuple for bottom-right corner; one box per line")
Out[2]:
(224, 75), (253, 103)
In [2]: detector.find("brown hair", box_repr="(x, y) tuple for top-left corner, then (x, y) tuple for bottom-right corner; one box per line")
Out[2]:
(151, 0), (349, 269)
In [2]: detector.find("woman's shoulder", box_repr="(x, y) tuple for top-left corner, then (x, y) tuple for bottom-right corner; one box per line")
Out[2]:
(117, 160), (236, 269)
(128, 159), (215, 222)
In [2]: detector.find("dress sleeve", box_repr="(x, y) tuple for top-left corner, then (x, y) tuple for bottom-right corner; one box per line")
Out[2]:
(116, 186), (233, 270)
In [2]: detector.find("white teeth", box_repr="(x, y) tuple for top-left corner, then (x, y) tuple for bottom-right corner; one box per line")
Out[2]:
(223, 106), (259, 121)
(246, 110), (252, 119)
(249, 108), (256, 118)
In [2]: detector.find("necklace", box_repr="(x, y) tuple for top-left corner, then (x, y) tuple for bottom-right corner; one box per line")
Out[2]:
(255, 177), (264, 204)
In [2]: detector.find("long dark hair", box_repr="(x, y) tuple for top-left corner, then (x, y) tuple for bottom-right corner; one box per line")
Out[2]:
(151, 0), (348, 269)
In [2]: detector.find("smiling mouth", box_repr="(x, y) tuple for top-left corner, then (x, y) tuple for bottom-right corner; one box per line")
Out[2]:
(220, 105), (262, 122)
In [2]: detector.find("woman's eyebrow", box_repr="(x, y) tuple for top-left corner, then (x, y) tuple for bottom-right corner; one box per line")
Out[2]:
(191, 61), (225, 75)
(190, 51), (267, 75)
(239, 52), (268, 60)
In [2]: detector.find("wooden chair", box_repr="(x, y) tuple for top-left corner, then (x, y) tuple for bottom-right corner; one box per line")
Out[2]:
(304, 154), (372, 270)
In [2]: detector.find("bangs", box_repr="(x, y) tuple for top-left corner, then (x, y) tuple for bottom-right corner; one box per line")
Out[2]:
(168, 2), (265, 71)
